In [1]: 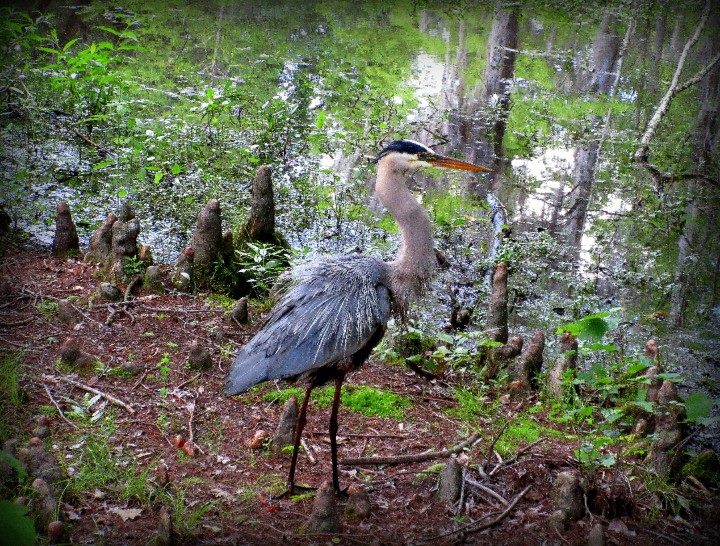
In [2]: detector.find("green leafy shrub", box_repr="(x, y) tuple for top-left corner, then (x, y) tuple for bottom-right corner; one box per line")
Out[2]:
(236, 242), (290, 294)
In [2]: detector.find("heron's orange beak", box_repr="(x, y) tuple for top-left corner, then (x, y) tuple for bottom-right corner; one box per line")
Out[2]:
(429, 154), (492, 172)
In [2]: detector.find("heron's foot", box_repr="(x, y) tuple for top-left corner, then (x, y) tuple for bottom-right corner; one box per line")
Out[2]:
(334, 485), (349, 498)
(273, 483), (316, 500)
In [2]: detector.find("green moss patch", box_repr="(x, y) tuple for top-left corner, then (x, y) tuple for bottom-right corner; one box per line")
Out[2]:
(263, 385), (411, 420)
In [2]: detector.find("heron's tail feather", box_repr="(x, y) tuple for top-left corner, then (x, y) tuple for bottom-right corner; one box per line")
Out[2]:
(224, 348), (270, 395)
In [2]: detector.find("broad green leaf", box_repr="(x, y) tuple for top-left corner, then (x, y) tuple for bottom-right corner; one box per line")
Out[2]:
(598, 452), (617, 468)
(685, 392), (713, 424)
(625, 361), (650, 376)
(0, 452), (27, 481)
(0, 501), (36, 546)
(628, 400), (654, 413)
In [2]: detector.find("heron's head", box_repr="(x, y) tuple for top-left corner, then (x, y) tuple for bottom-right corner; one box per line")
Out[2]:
(375, 140), (492, 173)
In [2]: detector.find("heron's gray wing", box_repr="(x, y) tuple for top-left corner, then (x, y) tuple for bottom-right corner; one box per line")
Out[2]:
(225, 255), (391, 395)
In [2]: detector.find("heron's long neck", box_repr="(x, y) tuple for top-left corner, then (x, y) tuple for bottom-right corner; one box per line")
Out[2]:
(375, 158), (436, 315)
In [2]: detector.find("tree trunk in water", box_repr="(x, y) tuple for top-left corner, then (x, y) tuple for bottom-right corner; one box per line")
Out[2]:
(649, 7), (667, 97)
(465, 7), (519, 193)
(584, 14), (621, 93)
(564, 142), (599, 260)
(548, 181), (565, 235)
(635, 7), (664, 131)
(669, 17), (720, 326)
(668, 13), (685, 61)
(563, 13), (622, 263)
(442, 21), (468, 152)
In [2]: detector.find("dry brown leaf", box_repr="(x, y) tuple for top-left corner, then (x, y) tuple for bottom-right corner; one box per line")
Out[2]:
(110, 507), (143, 522)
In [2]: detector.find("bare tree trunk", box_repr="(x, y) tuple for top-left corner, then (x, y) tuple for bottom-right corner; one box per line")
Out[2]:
(209, 4), (226, 83)
(564, 143), (600, 258)
(584, 14), (621, 93)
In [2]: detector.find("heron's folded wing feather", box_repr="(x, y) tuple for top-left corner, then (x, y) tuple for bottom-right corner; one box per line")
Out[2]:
(225, 256), (391, 395)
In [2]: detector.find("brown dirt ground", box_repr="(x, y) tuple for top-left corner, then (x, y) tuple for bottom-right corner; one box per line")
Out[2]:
(1, 240), (719, 545)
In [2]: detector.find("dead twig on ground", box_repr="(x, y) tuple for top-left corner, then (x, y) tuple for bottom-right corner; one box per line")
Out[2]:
(311, 430), (408, 440)
(0, 317), (35, 328)
(340, 433), (481, 466)
(43, 374), (135, 414)
(42, 383), (78, 429)
(300, 438), (317, 464)
(464, 475), (509, 506)
(106, 275), (142, 326)
(22, 286), (109, 330)
(175, 372), (202, 390)
(483, 421), (509, 471)
(130, 368), (150, 391)
(489, 438), (546, 477)
(0, 335), (43, 351)
(423, 485), (531, 543)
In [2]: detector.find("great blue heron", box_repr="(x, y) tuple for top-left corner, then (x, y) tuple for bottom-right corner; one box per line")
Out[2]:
(225, 140), (490, 494)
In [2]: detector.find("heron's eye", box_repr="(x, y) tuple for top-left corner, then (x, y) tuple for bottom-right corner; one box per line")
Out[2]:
(417, 151), (435, 162)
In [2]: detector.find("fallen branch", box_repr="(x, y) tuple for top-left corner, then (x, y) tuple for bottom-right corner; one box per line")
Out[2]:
(300, 438), (317, 465)
(124, 275), (142, 301)
(464, 475), (509, 506)
(64, 123), (113, 158)
(423, 485), (531, 543)
(43, 374), (135, 414)
(340, 433), (481, 467)
(0, 317), (35, 328)
(42, 383), (78, 429)
(405, 359), (439, 381)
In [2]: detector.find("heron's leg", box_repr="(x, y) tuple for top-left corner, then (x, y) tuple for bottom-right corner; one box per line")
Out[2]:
(329, 372), (346, 494)
(287, 383), (314, 494)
